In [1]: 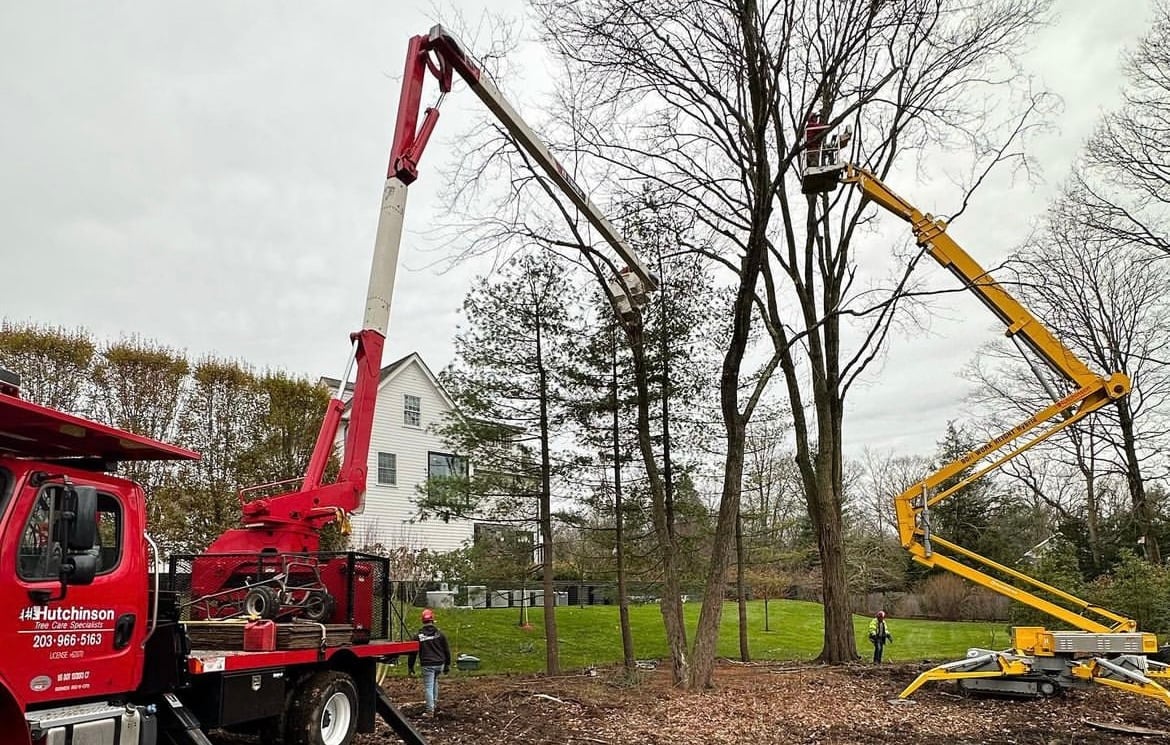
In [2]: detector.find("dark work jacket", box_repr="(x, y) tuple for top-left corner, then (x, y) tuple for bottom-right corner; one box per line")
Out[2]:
(407, 623), (451, 671)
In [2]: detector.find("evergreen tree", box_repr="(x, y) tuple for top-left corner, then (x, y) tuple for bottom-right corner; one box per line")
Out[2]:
(430, 252), (578, 674)
(928, 421), (999, 554)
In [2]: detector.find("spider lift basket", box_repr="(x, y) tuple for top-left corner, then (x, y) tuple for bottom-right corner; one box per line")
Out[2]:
(800, 123), (851, 194)
(802, 163), (845, 195)
(168, 551), (393, 641)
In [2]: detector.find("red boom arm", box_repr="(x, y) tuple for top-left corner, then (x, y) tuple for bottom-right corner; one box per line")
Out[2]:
(205, 25), (655, 556)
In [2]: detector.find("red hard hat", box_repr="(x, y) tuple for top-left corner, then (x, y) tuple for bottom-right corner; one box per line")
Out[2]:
(876, 611), (886, 619)
(421, 608), (434, 622)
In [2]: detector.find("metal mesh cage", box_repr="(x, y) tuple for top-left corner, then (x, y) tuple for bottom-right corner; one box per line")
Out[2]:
(167, 551), (395, 641)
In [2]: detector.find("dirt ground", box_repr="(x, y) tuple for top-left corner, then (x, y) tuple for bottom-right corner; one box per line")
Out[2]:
(214, 661), (1170, 744)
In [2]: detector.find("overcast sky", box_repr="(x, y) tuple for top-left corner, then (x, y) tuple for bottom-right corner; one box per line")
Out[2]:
(0, 1), (1153, 461)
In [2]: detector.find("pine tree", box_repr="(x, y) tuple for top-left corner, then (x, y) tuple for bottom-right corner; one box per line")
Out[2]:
(930, 421), (999, 558)
(432, 252), (578, 674)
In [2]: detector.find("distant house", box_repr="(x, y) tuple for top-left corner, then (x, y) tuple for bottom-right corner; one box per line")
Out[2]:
(320, 353), (478, 554)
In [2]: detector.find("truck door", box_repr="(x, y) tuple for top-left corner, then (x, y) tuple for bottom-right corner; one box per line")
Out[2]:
(2, 479), (147, 703)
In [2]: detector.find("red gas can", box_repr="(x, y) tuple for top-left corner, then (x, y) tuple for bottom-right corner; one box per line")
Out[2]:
(243, 620), (277, 651)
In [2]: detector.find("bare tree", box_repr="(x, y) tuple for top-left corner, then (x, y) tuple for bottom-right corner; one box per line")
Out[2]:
(856, 448), (929, 536)
(962, 204), (1170, 567)
(997, 448), (1107, 570)
(1009, 222), (1170, 561)
(1004, 3), (1170, 562)
(533, 0), (1050, 684)
(742, 410), (798, 531)
(1058, 0), (1170, 259)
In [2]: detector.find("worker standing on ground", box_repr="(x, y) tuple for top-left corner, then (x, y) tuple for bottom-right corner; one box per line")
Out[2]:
(407, 608), (452, 718)
(868, 610), (893, 663)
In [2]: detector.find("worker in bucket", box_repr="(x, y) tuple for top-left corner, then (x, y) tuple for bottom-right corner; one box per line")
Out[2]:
(805, 111), (830, 167)
(408, 608), (452, 718)
(868, 610), (893, 663)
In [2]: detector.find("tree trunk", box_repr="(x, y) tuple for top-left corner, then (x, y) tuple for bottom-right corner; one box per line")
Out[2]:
(690, 421), (748, 687)
(613, 327), (636, 671)
(809, 193), (859, 663)
(813, 475), (855, 661)
(736, 508), (749, 662)
(658, 247), (677, 542)
(1117, 399), (1160, 563)
(535, 315), (560, 674)
(1079, 453), (1102, 571)
(624, 320), (688, 684)
(616, 472), (636, 671)
(688, 0), (773, 688)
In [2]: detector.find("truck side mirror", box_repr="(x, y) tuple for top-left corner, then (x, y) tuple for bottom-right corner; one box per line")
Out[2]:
(63, 485), (98, 552)
(27, 485), (100, 604)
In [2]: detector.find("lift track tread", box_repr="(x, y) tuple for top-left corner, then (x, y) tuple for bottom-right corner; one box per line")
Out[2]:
(376, 688), (428, 745)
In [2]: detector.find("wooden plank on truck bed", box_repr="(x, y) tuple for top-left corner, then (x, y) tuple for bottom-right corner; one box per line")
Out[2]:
(183, 621), (362, 650)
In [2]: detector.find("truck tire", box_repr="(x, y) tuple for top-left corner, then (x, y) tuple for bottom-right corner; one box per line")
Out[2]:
(302, 590), (335, 623)
(244, 586), (279, 619)
(287, 671), (358, 745)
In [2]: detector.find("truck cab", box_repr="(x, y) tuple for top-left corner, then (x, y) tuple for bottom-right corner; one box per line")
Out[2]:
(0, 370), (198, 742)
(0, 369), (423, 745)
(1, 464), (154, 704)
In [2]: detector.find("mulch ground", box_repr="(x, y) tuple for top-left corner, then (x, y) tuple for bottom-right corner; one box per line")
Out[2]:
(213, 661), (1170, 744)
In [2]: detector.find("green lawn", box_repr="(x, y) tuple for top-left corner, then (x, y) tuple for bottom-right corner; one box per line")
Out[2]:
(389, 599), (1010, 676)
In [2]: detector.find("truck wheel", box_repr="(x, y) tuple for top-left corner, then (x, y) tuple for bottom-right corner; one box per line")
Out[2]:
(288, 671), (358, 745)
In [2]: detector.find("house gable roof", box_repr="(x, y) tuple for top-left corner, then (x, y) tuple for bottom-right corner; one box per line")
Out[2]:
(319, 352), (457, 413)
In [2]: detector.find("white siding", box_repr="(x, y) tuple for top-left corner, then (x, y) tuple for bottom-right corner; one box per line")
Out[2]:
(343, 356), (477, 554)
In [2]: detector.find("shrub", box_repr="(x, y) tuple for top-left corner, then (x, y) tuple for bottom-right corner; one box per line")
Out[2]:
(919, 574), (970, 621)
(1008, 537), (1086, 630)
(1089, 551), (1170, 635)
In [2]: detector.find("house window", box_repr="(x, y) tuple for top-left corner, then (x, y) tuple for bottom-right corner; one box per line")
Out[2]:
(377, 452), (397, 486)
(404, 394), (421, 427)
(426, 452), (471, 519)
(428, 451), (468, 480)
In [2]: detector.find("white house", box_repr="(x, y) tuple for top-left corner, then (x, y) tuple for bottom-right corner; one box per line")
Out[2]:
(320, 353), (480, 554)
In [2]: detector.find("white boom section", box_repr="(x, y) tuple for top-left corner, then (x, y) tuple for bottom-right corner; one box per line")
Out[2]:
(429, 25), (660, 296)
(362, 178), (409, 335)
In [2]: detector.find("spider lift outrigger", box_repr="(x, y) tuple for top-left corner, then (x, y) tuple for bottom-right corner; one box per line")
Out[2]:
(803, 131), (1170, 706)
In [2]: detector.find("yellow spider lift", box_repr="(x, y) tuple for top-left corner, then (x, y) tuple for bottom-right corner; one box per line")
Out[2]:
(803, 147), (1170, 707)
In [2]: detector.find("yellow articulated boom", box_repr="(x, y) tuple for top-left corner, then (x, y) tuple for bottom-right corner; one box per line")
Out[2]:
(802, 153), (1170, 707)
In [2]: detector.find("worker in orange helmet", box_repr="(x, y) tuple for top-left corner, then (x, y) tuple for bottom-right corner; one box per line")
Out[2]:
(868, 610), (893, 663)
(407, 608), (452, 718)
